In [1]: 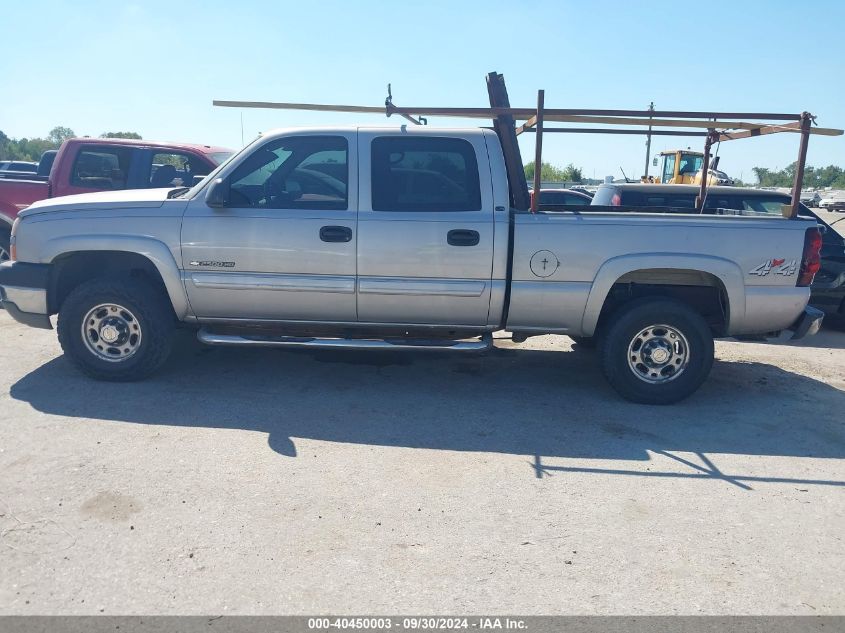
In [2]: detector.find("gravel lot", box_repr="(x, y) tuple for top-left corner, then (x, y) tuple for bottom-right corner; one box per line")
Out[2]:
(0, 311), (843, 615)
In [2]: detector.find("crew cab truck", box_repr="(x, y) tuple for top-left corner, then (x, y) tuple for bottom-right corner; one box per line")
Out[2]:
(0, 138), (232, 261)
(0, 127), (824, 404)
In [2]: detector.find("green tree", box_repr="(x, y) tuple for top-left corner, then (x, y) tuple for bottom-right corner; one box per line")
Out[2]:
(100, 131), (142, 139)
(524, 161), (566, 182)
(0, 127), (76, 161)
(752, 162), (845, 188)
(47, 126), (75, 145)
(560, 163), (583, 183)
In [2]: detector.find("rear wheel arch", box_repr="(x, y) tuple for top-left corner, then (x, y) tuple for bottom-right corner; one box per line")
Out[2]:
(581, 256), (745, 337)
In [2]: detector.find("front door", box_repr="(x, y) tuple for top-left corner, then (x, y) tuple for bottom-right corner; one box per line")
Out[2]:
(355, 131), (494, 326)
(181, 133), (358, 322)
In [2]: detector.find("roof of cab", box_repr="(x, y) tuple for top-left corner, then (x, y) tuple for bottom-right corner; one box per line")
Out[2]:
(260, 126), (490, 138)
(63, 137), (233, 155)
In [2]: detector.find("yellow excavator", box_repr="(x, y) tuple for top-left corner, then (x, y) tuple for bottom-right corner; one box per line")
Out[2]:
(644, 150), (734, 186)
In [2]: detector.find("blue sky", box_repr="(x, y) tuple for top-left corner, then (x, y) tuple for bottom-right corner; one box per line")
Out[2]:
(2, 0), (843, 182)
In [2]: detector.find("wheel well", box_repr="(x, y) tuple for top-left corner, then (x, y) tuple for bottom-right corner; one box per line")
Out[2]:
(49, 251), (169, 314)
(596, 268), (729, 337)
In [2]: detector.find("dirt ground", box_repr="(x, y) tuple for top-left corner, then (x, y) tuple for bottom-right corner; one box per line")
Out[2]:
(0, 311), (843, 614)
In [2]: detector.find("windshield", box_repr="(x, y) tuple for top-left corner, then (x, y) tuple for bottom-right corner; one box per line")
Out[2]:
(209, 151), (233, 166)
(183, 138), (263, 199)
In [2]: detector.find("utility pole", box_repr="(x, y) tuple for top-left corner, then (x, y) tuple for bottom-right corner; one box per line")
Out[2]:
(643, 101), (655, 179)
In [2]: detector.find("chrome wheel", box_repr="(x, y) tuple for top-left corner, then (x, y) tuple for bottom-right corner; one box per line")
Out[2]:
(81, 303), (143, 362)
(626, 324), (689, 384)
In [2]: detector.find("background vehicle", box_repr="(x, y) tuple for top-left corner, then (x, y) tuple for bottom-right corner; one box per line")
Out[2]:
(0, 127), (823, 404)
(0, 151), (57, 182)
(801, 191), (822, 207)
(591, 183), (845, 319)
(650, 150), (733, 186)
(820, 196), (845, 211)
(0, 160), (38, 173)
(0, 138), (232, 261)
(531, 187), (592, 208)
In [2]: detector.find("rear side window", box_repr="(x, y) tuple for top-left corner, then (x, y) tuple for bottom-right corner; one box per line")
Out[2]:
(615, 191), (696, 209)
(739, 197), (789, 215)
(371, 137), (481, 212)
(71, 147), (132, 190)
(539, 191), (589, 206)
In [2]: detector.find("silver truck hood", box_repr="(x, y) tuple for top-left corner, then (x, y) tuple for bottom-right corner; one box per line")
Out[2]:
(19, 188), (174, 217)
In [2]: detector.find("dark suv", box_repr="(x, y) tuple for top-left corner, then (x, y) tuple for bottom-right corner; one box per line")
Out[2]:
(590, 183), (845, 319)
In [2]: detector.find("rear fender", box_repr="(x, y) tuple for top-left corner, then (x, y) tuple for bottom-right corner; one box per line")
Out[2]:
(580, 253), (746, 336)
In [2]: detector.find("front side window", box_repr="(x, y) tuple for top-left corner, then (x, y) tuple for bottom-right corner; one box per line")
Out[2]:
(678, 155), (703, 175)
(227, 136), (348, 210)
(148, 152), (210, 188)
(71, 147), (132, 189)
(371, 137), (481, 212)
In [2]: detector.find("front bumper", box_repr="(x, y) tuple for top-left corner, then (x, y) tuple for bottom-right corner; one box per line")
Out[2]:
(0, 261), (53, 329)
(788, 305), (824, 340)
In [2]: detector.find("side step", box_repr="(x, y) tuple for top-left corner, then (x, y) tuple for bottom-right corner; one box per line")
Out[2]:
(197, 329), (493, 353)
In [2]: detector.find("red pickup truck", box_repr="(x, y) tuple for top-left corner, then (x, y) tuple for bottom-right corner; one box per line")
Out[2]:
(0, 138), (232, 261)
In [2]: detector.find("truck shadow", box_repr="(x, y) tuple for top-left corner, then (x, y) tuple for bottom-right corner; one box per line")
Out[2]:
(9, 334), (845, 487)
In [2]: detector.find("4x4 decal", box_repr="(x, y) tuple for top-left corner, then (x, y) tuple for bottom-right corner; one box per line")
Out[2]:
(749, 258), (797, 277)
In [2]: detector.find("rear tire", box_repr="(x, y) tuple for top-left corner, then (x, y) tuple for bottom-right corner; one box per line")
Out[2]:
(599, 298), (714, 405)
(58, 277), (174, 381)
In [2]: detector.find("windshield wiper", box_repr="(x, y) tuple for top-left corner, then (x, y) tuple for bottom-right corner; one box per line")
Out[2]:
(167, 187), (191, 199)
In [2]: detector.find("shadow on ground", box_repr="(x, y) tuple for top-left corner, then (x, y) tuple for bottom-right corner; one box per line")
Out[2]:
(10, 332), (845, 488)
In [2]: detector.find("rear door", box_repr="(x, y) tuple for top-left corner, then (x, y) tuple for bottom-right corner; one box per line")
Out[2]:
(355, 130), (495, 326)
(181, 132), (358, 322)
(63, 144), (141, 194)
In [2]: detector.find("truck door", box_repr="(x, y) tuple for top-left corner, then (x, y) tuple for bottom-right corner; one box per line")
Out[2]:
(355, 131), (494, 326)
(660, 153), (677, 184)
(181, 133), (358, 322)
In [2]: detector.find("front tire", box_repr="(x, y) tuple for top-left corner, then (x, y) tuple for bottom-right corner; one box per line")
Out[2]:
(58, 277), (174, 381)
(569, 335), (597, 349)
(0, 229), (11, 263)
(599, 298), (714, 404)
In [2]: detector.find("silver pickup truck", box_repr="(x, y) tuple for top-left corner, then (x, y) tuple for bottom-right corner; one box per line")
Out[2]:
(0, 126), (824, 403)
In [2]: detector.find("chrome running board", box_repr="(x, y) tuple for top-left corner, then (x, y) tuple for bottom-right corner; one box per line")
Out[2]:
(197, 329), (493, 352)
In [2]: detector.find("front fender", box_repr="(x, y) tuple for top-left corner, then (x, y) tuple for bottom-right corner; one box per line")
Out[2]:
(41, 235), (190, 319)
(580, 253), (746, 336)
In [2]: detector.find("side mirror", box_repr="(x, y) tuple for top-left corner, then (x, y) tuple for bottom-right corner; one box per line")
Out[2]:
(205, 178), (228, 208)
(652, 157), (658, 167)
